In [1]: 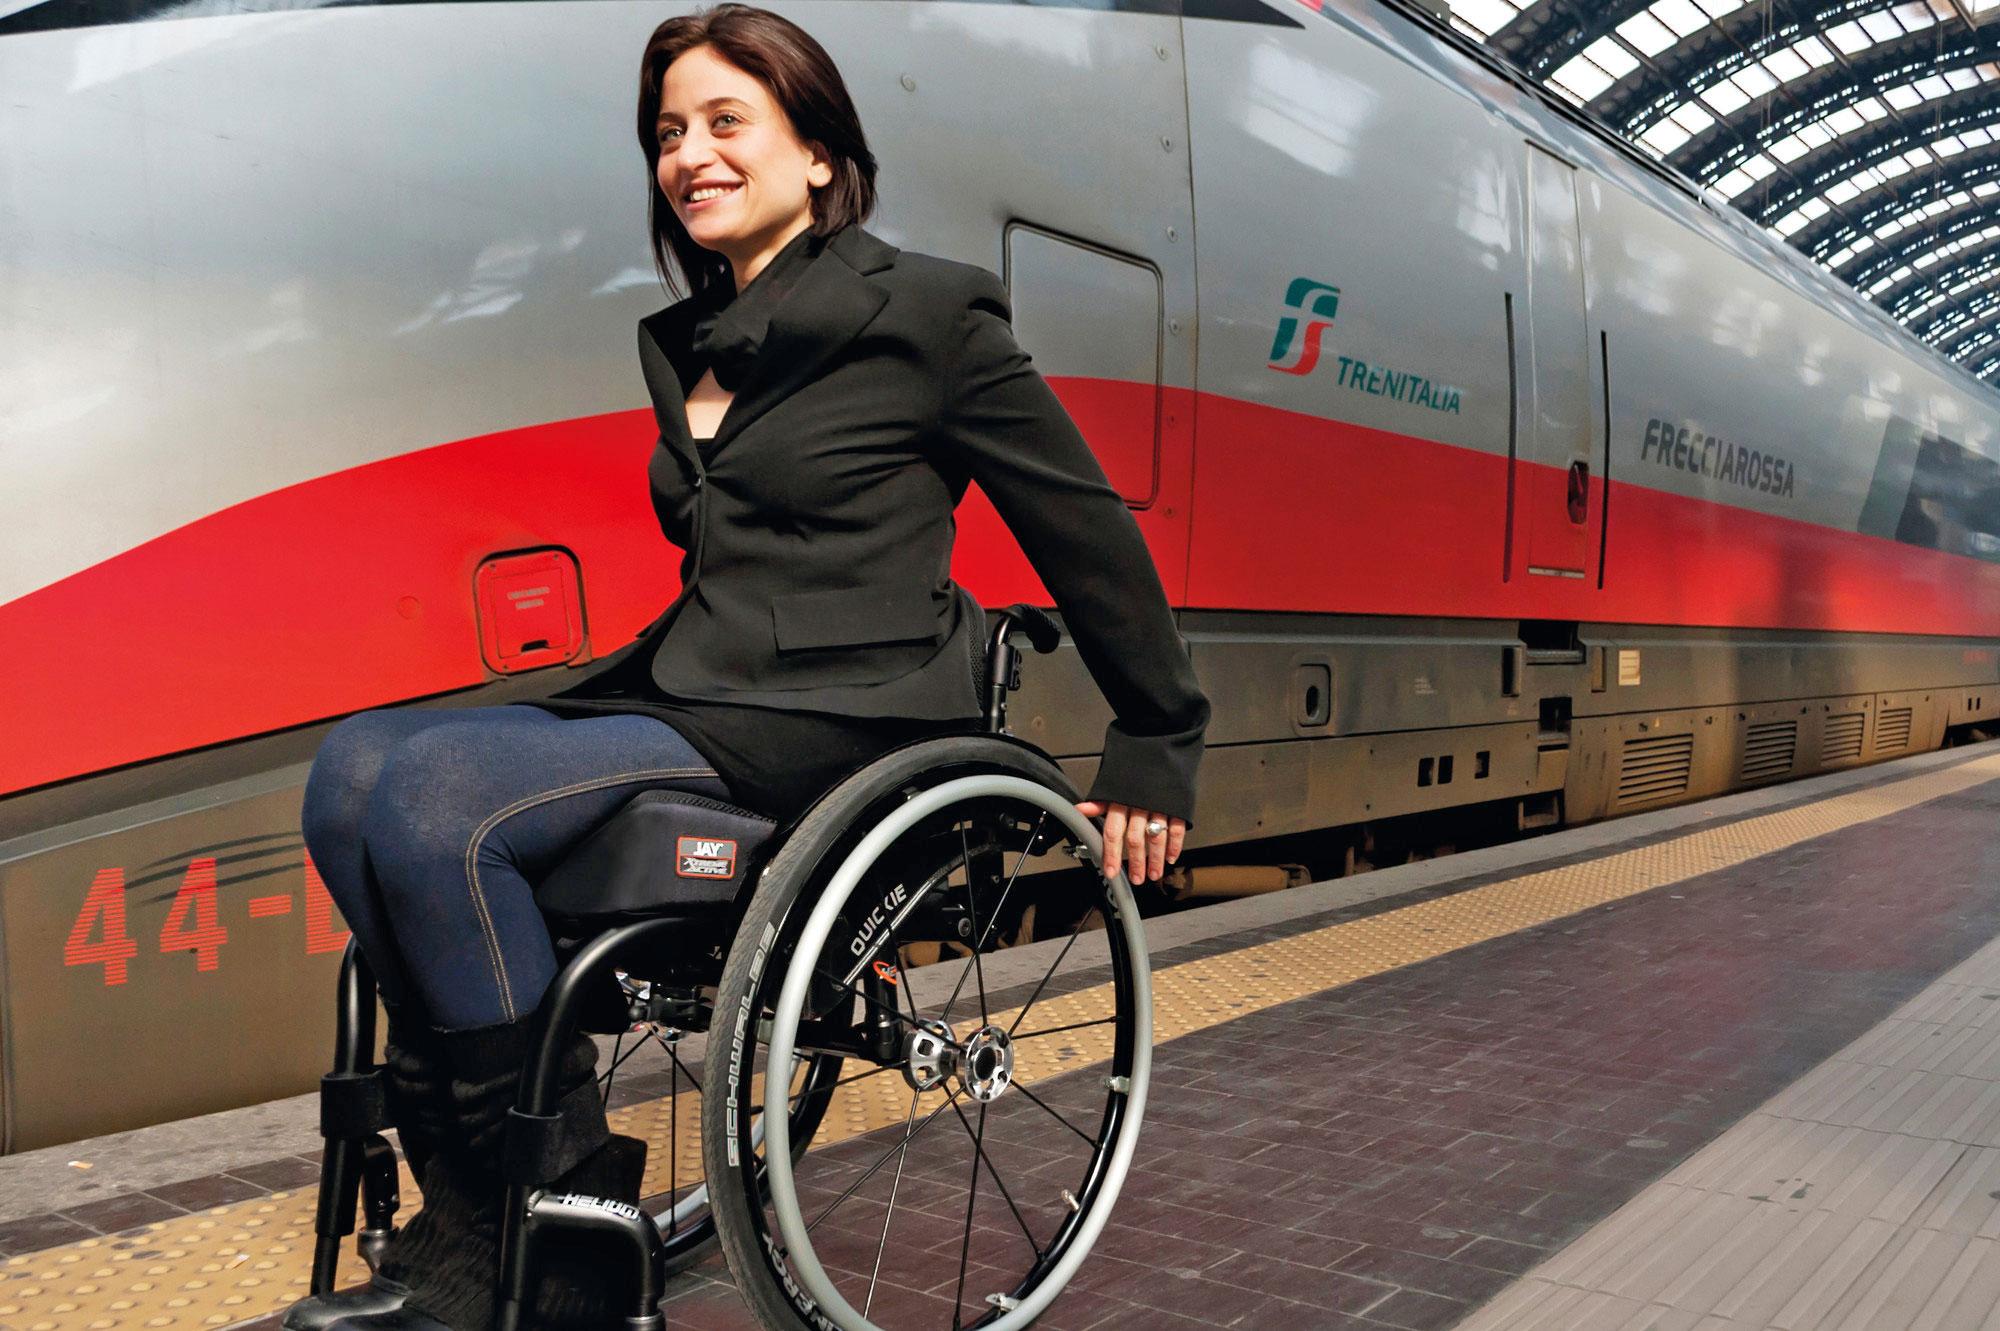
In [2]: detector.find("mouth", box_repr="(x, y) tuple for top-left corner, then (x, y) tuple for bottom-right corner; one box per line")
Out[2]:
(683, 182), (742, 212)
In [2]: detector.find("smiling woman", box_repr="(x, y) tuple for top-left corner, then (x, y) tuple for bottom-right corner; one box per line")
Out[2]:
(282, 6), (1207, 1329)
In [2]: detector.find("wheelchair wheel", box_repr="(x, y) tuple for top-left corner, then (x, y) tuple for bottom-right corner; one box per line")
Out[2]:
(703, 736), (1152, 1331)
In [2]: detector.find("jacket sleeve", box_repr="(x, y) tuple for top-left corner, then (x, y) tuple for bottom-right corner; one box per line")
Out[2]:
(937, 266), (1210, 824)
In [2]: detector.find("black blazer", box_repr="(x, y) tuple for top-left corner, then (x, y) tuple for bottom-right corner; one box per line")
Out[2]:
(568, 224), (1208, 822)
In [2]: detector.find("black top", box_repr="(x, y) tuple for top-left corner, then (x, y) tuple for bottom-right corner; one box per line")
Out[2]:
(523, 222), (1208, 826)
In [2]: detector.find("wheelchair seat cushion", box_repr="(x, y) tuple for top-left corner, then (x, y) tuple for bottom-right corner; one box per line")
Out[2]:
(536, 790), (777, 917)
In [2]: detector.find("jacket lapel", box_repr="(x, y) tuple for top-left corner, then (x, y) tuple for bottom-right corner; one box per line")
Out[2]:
(638, 301), (701, 474)
(703, 226), (897, 457)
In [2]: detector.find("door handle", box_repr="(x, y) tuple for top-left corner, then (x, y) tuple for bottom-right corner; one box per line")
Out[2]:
(1567, 460), (1590, 524)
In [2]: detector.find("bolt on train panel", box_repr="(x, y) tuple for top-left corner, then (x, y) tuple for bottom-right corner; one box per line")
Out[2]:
(2, 0), (1999, 1150)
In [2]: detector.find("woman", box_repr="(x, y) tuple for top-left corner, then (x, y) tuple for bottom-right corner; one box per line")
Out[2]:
(291, 6), (1208, 1329)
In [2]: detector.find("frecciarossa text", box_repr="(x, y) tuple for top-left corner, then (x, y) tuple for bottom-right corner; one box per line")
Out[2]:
(1641, 418), (1797, 498)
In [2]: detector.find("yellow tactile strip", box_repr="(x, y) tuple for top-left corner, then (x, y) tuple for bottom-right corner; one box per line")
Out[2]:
(7, 752), (1999, 1330)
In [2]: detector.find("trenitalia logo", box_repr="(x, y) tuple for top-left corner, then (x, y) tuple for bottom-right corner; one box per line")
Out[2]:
(1266, 276), (1465, 415)
(1268, 278), (1342, 375)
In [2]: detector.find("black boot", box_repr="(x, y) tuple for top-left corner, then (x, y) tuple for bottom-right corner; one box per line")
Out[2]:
(325, 1019), (623, 1331)
(285, 1021), (450, 1330)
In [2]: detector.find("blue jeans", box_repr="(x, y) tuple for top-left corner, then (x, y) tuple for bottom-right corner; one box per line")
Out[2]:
(300, 705), (728, 1029)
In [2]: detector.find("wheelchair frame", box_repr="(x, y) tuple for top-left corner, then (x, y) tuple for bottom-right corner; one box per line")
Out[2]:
(306, 605), (1149, 1331)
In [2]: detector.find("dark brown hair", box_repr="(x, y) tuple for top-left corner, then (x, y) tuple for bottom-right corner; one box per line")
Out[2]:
(636, 4), (878, 301)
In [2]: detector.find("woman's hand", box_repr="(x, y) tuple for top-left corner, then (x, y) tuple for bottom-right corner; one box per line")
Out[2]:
(1075, 801), (1186, 886)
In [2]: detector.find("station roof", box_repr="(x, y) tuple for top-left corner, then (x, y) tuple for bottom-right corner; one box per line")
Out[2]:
(1450, 0), (2000, 384)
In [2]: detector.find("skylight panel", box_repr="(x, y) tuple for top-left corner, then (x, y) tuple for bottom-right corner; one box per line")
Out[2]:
(1857, 11), (1904, 43)
(1945, 68), (1981, 92)
(1915, 74), (1953, 101)
(1965, 127), (1995, 147)
(1824, 20), (1871, 54)
(1797, 123), (1835, 150)
(1740, 154), (1779, 185)
(1772, 133), (1811, 163)
(1856, 97), (1891, 122)
(1551, 58), (1616, 103)
(1582, 35), (1640, 79)
(1715, 166), (1758, 196)
(1938, 135), (1969, 157)
(1763, 49), (1810, 83)
(1704, 80), (1753, 115)
(1825, 106), (1866, 135)
(1673, 104), (1716, 134)
(1695, 0), (1747, 16)
(1794, 36), (1838, 69)
(1801, 198), (1832, 220)
(1891, 0), (1941, 28)
(1732, 63), (1779, 99)
(1831, 245), (1858, 265)
(1828, 179), (1864, 205)
(1641, 119), (1695, 155)
(1451, 0), (1520, 37)
(1649, 0), (1711, 38)
(1617, 11), (1680, 57)
(1886, 84), (1925, 111)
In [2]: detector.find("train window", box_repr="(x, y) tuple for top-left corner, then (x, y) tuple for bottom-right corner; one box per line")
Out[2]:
(1004, 225), (1163, 507)
(1439, 755), (1455, 785)
(1475, 751), (1492, 779)
(1418, 757), (1435, 787)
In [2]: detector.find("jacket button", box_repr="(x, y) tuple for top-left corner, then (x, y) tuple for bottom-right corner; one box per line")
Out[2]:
(692, 474), (703, 490)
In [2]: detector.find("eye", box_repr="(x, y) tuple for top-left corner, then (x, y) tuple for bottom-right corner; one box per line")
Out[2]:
(658, 125), (681, 145)
(714, 112), (741, 129)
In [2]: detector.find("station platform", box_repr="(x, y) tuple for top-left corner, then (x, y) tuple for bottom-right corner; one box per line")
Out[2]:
(9, 740), (2000, 1331)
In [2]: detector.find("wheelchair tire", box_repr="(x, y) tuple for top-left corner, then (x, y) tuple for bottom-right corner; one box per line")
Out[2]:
(702, 735), (1152, 1331)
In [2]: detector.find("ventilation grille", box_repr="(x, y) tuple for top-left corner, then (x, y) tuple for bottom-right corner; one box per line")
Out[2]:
(1823, 712), (1866, 763)
(1619, 733), (1694, 805)
(1877, 707), (1913, 753)
(1740, 721), (1797, 784)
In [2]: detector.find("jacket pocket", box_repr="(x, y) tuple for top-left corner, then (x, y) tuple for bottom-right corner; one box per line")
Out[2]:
(772, 585), (945, 652)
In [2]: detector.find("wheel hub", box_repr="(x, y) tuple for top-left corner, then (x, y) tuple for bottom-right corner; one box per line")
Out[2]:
(901, 1020), (1016, 1101)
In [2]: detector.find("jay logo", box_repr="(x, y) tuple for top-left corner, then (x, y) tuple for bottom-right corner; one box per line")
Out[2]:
(1267, 278), (1342, 375)
(676, 835), (738, 880)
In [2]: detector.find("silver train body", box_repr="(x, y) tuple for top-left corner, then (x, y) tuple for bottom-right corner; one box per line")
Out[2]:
(3, 0), (1998, 1150)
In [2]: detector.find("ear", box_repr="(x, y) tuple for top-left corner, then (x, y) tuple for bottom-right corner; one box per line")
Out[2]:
(806, 142), (834, 190)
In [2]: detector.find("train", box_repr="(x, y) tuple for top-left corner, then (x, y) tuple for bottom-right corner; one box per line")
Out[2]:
(4, 0), (1999, 1154)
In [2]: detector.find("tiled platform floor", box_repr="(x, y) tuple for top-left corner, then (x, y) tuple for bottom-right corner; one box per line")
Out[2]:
(8, 746), (2000, 1329)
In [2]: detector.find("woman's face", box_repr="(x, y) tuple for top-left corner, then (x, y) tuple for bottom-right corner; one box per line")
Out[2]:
(656, 44), (832, 280)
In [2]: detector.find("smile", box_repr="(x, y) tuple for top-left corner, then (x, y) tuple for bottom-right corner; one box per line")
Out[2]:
(685, 183), (742, 207)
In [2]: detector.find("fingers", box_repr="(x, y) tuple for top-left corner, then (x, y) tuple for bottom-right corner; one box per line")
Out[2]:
(1167, 818), (1187, 867)
(1099, 805), (1127, 882)
(1146, 816), (1168, 883)
(1125, 809), (1147, 884)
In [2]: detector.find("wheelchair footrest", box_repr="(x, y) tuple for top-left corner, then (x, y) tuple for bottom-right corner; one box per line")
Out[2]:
(501, 1191), (667, 1331)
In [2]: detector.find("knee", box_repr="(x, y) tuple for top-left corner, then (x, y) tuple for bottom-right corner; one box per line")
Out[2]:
(303, 712), (417, 856)
(358, 725), (491, 879)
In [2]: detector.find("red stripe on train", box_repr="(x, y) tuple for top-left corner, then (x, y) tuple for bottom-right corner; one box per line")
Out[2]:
(4, 385), (1997, 798)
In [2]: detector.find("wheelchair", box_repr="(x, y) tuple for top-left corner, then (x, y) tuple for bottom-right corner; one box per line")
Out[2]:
(307, 605), (1155, 1331)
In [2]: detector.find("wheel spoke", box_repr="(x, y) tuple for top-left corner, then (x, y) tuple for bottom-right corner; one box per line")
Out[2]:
(950, 1097), (1044, 1261)
(1011, 1016), (1117, 1043)
(951, 1101), (987, 1331)
(960, 820), (991, 1027)
(667, 1040), (680, 1231)
(804, 1090), (959, 1235)
(863, 1087), (925, 1317)
(1009, 1080), (1099, 1150)
(940, 811), (1046, 1029)
(1005, 915), (1089, 1039)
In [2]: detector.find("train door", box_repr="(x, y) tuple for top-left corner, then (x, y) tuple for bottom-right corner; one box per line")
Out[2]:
(1518, 143), (1597, 580)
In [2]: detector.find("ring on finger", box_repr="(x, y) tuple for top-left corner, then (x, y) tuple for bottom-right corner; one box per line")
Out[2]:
(1146, 818), (1168, 837)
